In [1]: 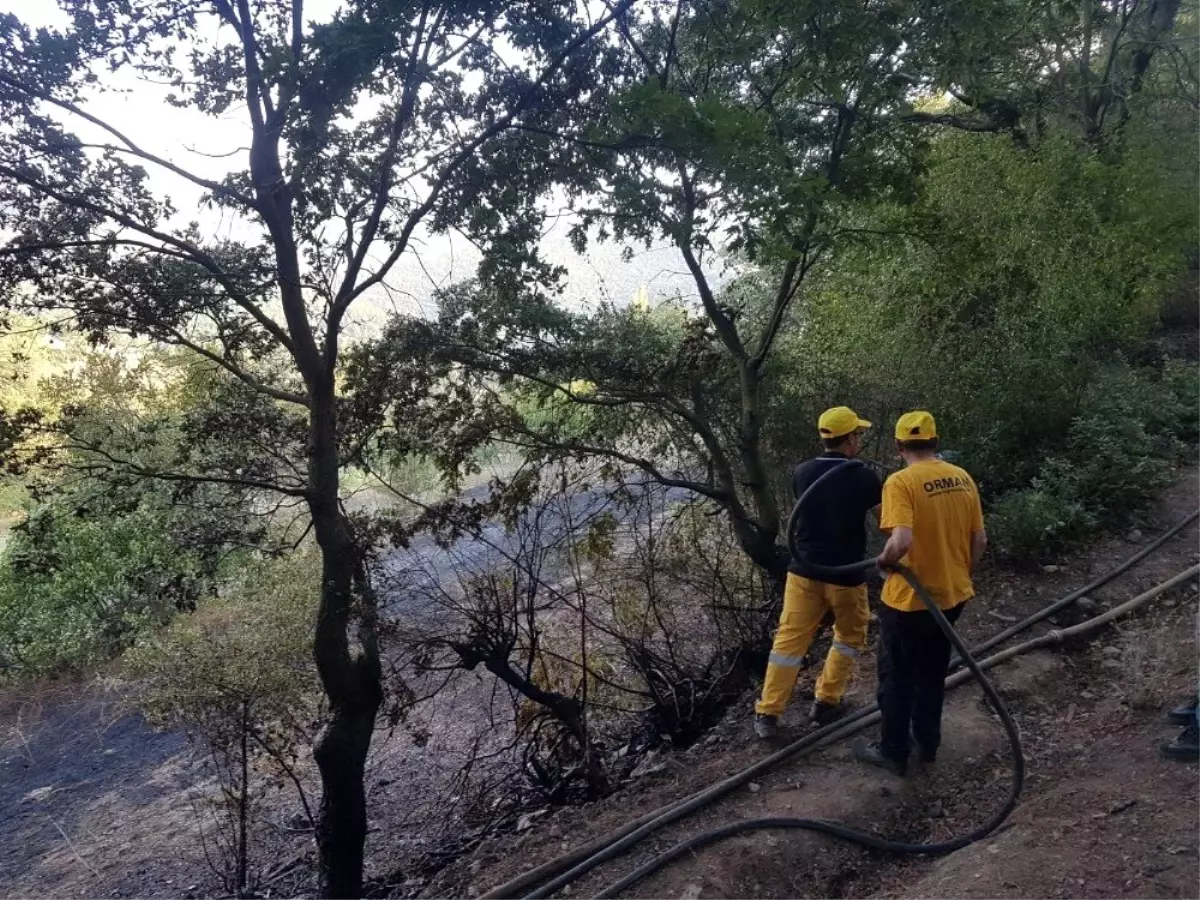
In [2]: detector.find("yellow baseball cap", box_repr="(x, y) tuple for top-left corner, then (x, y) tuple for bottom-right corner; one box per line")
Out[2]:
(895, 410), (937, 440)
(818, 406), (872, 439)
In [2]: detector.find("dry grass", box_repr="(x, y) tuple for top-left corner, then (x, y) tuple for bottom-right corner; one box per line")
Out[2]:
(1109, 585), (1198, 710)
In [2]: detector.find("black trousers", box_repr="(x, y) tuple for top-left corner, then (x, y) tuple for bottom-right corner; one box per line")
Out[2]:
(876, 601), (965, 762)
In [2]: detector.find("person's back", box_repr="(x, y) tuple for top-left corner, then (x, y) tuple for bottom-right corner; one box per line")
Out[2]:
(754, 406), (881, 739)
(789, 453), (881, 586)
(880, 458), (982, 612)
(854, 410), (987, 776)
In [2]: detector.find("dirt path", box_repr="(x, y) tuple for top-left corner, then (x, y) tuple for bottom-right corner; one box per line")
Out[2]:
(453, 467), (1200, 900)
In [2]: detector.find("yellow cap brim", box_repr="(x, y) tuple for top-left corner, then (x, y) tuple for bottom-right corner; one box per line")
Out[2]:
(855, 419), (872, 432)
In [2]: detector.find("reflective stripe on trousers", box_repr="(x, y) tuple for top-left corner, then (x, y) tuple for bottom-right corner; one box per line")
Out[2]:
(755, 573), (870, 716)
(768, 651), (806, 668)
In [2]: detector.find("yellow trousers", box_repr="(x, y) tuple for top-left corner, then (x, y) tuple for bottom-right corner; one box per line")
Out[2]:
(755, 573), (869, 716)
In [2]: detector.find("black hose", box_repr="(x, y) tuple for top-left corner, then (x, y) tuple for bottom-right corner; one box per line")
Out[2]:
(593, 564), (1022, 898)
(595, 459), (1022, 898)
(521, 672), (885, 899)
(948, 507), (1200, 669)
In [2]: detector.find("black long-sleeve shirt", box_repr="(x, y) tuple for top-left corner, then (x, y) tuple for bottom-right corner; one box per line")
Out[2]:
(787, 452), (883, 586)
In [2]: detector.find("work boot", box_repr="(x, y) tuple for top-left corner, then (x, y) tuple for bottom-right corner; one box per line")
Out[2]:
(754, 714), (779, 740)
(915, 744), (937, 764)
(810, 699), (850, 726)
(852, 739), (906, 776)
(1160, 724), (1200, 761)
(1167, 698), (1199, 727)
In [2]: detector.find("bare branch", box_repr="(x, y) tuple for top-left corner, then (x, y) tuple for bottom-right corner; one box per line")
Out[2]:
(0, 165), (297, 355)
(0, 72), (258, 212)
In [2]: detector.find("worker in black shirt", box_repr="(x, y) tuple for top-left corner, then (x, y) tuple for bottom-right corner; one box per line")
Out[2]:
(755, 407), (883, 739)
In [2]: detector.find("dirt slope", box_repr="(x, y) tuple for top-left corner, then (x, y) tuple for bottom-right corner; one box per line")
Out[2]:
(454, 468), (1199, 900)
(0, 681), (202, 899)
(1, 470), (1196, 900)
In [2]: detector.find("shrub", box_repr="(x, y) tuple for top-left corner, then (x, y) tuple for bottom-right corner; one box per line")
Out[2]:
(0, 503), (209, 677)
(1048, 417), (1174, 521)
(988, 487), (1097, 562)
(990, 361), (1196, 561)
(125, 551), (321, 896)
(1159, 360), (1200, 446)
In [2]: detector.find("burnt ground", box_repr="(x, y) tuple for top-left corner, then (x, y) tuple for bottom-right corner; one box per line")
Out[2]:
(0, 679), (199, 898)
(1, 467), (1197, 900)
(442, 466), (1200, 900)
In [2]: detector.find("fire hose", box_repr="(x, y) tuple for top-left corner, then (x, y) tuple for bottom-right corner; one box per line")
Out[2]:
(483, 463), (1199, 899)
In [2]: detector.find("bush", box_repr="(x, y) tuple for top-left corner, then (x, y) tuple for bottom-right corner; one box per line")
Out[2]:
(989, 488), (1097, 562)
(0, 502), (212, 677)
(1158, 360), (1200, 446)
(0, 473), (269, 680)
(776, 125), (1196, 503)
(1047, 418), (1174, 519)
(125, 551), (321, 896)
(990, 362), (1195, 561)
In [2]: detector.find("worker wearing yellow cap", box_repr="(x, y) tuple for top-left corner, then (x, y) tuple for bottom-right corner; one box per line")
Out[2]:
(854, 411), (987, 775)
(754, 407), (883, 739)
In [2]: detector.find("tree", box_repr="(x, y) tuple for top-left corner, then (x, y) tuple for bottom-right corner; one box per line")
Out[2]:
(0, 348), (296, 677)
(360, 0), (1039, 584)
(362, 0), (1196, 589)
(127, 552), (322, 898)
(910, 0), (1197, 148)
(0, 1), (632, 894)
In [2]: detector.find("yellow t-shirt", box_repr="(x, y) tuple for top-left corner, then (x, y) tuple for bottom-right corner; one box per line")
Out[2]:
(880, 459), (985, 612)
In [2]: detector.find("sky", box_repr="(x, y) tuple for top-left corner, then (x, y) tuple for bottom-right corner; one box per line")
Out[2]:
(2, 0), (706, 334)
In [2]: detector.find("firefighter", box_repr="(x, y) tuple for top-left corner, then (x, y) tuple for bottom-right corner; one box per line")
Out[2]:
(854, 410), (987, 775)
(754, 407), (883, 739)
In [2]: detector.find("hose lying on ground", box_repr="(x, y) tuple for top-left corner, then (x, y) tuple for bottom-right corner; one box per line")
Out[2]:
(593, 563), (1199, 898)
(947, 507), (1199, 669)
(526, 554), (1018, 900)
(481, 498), (1199, 900)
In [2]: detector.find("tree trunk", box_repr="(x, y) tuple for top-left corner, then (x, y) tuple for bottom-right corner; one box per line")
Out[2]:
(308, 384), (383, 899)
(313, 700), (377, 898)
(477, 652), (608, 795)
(237, 39), (385, 895)
(237, 698), (250, 897)
(729, 509), (789, 588)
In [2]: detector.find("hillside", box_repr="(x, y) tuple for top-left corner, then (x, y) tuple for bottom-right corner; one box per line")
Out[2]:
(2, 469), (1196, 899)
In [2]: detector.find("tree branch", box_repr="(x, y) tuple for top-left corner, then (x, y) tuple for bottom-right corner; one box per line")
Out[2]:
(233, 0), (276, 127)
(502, 429), (731, 504)
(676, 165), (746, 362)
(161, 331), (309, 407)
(329, 0), (436, 350)
(61, 441), (308, 497)
(0, 165), (297, 354)
(332, 0), (640, 320)
(903, 110), (1017, 133)
(0, 72), (258, 212)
